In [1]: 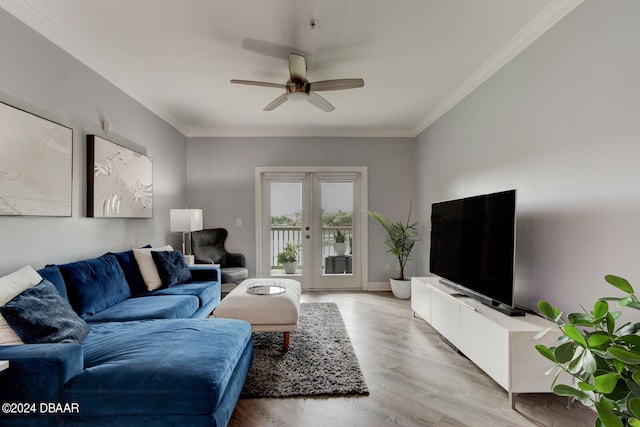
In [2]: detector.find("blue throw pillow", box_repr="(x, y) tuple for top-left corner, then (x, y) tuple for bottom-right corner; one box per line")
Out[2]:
(59, 254), (132, 319)
(109, 250), (147, 295)
(37, 264), (69, 301)
(151, 250), (192, 287)
(0, 279), (89, 344)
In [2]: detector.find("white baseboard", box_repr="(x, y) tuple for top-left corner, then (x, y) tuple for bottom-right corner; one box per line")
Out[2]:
(366, 281), (391, 292)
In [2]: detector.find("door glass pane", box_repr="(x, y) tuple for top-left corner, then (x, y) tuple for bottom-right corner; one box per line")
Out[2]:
(321, 181), (353, 276)
(270, 182), (302, 276)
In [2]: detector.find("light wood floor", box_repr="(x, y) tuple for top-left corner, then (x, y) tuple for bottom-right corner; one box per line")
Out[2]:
(229, 291), (596, 427)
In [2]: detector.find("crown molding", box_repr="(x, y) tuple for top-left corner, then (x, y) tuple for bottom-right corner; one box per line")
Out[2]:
(187, 126), (416, 139)
(0, 0), (188, 135)
(411, 0), (583, 137)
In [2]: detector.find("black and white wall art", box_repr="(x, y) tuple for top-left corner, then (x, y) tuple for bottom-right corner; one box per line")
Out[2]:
(87, 135), (152, 218)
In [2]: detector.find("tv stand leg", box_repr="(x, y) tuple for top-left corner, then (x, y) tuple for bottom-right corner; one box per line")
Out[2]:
(509, 392), (516, 409)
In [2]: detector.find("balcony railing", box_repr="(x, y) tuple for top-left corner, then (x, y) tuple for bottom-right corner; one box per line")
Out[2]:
(270, 225), (352, 268)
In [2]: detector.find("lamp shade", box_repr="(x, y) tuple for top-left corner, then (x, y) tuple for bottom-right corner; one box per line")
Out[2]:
(170, 209), (203, 232)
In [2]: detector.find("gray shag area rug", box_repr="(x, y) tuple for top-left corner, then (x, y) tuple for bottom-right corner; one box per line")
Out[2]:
(240, 302), (369, 398)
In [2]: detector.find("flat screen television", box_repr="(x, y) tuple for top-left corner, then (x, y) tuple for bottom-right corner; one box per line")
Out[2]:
(430, 189), (521, 315)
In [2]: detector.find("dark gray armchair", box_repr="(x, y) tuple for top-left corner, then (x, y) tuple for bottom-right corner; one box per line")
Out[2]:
(191, 228), (249, 287)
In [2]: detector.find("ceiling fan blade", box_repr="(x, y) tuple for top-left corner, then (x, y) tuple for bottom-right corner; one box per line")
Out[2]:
(307, 92), (335, 112)
(241, 38), (311, 62)
(263, 94), (288, 111)
(230, 79), (286, 89)
(309, 78), (364, 91)
(289, 53), (307, 82)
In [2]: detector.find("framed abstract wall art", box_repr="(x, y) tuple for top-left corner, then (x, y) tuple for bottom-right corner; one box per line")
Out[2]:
(0, 101), (73, 217)
(87, 135), (152, 218)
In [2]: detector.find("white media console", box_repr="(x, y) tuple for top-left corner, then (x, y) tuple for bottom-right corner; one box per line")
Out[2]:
(411, 276), (561, 408)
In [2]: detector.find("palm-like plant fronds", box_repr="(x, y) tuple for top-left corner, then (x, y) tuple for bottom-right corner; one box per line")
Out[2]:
(367, 203), (420, 281)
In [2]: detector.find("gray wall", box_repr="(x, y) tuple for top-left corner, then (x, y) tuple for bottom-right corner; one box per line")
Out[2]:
(0, 9), (187, 275)
(415, 0), (640, 313)
(187, 136), (415, 284)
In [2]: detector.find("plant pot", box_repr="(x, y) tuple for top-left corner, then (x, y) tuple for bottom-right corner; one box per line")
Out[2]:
(390, 278), (411, 299)
(333, 242), (347, 256)
(283, 261), (297, 274)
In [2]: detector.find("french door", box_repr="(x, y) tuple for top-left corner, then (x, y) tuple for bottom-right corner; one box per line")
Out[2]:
(255, 167), (367, 290)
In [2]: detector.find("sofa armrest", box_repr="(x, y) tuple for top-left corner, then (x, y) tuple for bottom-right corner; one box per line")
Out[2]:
(189, 265), (220, 283)
(0, 343), (83, 402)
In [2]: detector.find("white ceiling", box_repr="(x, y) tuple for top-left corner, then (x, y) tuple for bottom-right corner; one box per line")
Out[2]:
(0, 0), (582, 138)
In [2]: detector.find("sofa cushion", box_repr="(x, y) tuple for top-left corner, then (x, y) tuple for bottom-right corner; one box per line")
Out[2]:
(0, 279), (89, 344)
(0, 265), (43, 345)
(152, 250), (192, 287)
(85, 295), (200, 323)
(37, 264), (68, 301)
(132, 245), (173, 291)
(109, 250), (148, 295)
(60, 254), (132, 319)
(62, 318), (252, 417)
(147, 281), (218, 308)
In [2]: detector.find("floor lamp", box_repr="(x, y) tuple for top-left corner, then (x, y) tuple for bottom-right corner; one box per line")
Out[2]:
(170, 208), (203, 266)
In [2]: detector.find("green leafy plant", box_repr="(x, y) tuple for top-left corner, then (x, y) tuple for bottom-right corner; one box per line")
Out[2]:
(536, 275), (640, 427)
(366, 203), (420, 281)
(334, 230), (346, 243)
(277, 242), (299, 264)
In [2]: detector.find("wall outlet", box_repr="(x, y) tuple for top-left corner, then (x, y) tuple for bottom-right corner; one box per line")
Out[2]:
(235, 218), (242, 227)
(385, 264), (390, 271)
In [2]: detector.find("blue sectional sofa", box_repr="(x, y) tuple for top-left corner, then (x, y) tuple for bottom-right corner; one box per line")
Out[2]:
(0, 249), (253, 427)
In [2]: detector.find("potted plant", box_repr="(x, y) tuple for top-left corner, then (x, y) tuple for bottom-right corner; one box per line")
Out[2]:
(277, 242), (299, 274)
(333, 230), (348, 255)
(367, 203), (420, 299)
(536, 274), (640, 427)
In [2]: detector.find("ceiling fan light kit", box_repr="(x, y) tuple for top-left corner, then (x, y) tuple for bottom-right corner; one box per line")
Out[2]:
(231, 53), (364, 112)
(287, 91), (308, 102)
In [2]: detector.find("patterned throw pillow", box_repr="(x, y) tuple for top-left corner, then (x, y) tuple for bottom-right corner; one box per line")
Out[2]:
(0, 279), (90, 344)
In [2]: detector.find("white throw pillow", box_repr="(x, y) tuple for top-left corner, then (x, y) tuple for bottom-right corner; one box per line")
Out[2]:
(0, 265), (43, 345)
(132, 245), (174, 291)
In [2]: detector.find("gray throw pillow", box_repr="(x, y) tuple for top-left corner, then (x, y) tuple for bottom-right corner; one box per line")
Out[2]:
(0, 279), (90, 344)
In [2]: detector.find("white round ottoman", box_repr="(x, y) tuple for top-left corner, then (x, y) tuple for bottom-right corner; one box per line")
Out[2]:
(213, 278), (301, 350)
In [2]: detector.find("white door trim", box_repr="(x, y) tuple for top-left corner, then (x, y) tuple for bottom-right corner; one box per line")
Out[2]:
(255, 166), (368, 290)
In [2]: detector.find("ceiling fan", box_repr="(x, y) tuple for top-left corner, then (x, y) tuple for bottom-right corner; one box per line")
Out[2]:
(231, 53), (364, 112)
